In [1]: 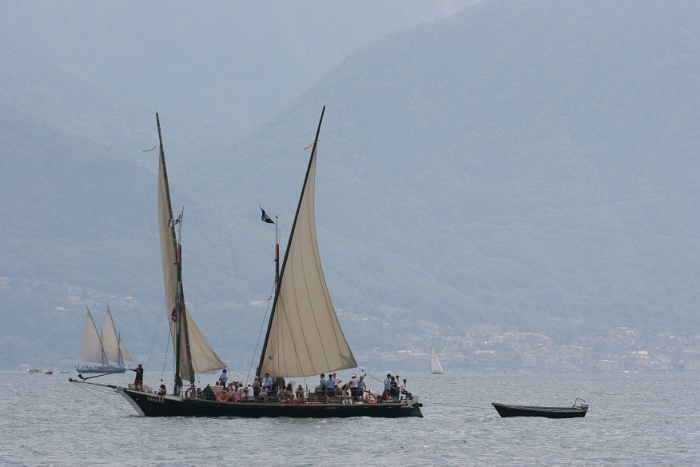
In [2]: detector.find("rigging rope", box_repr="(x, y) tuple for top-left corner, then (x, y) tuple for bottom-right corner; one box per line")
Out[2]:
(245, 280), (276, 385)
(72, 382), (132, 415)
(160, 328), (171, 384)
(421, 399), (491, 410)
(145, 300), (167, 371)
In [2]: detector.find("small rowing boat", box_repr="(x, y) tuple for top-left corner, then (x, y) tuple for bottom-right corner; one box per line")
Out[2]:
(492, 399), (588, 418)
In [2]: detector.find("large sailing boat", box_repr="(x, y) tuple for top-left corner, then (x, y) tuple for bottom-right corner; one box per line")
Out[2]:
(77, 306), (132, 373)
(72, 109), (422, 418)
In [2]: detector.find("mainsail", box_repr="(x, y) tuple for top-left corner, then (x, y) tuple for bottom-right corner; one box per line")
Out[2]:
(101, 305), (131, 366)
(259, 107), (357, 378)
(80, 307), (107, 365)
(101, 306), (120, 363)
(157, 114), (225, 384)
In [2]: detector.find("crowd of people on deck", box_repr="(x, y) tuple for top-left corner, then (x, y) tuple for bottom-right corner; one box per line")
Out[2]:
(205, 369), (412, 404)
(129, 364), (413, 403)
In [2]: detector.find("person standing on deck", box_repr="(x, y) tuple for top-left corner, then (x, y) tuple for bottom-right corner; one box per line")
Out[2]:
(129, 364), (144, 391)
(326, 374), (336, 400)
(218, 369), (228, 387)
(390, 376), (399, 399)
(349, 373), (359, 402)
(358, 375), (367, 401)
(384, 373), (392, 398)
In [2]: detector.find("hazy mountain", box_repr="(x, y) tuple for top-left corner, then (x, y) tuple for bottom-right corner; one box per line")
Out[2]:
(0, 0), (474, 147)
(1, 0), (698, 368)
(186, 0), (699, 338)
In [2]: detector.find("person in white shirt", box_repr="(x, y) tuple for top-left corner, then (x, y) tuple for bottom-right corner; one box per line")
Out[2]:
(247, 385), (255, 401)
(349, 373), (360, 402)
(218, 369), (228, 386)
(400, 378), (412, 399)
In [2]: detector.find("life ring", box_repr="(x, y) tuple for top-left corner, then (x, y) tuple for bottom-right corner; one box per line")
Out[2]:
(216, 390), (230, 402)
(185, 387), (196, 398)
(365, 393), (378, 404)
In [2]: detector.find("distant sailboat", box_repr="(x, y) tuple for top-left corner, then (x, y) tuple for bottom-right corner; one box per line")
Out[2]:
(431, 349), (444, 374)
(101, 305), (132, 369)
(27, 353), (41, 373)
(77, 306), (132, 374)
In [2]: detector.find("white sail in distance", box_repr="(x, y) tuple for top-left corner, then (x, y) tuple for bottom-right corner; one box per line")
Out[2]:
(101, 306), (121, 363)
(119, 339), (132, 363)
(260, 109), (357, 378)
(80, 308), (106, 365)
(431, 349), (444, 374)
(157, 117), (225, 381)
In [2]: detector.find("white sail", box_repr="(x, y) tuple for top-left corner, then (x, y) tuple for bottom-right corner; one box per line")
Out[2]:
(101, 307), (120, 363)
(260, 118), (357, 378)
(80, 308), (106, 365)
(431, 349), (444, 374)
(119, 339), (132, 362)
(157, 122), (226, 381)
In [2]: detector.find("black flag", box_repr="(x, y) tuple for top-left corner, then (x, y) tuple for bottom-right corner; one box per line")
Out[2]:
(260, 207), (274, 224)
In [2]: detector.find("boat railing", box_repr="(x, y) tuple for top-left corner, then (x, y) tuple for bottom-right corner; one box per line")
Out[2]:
(572, 398), (589, 410)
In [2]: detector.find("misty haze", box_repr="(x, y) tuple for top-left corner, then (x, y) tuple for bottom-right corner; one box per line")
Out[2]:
(0, 1), (698, 465)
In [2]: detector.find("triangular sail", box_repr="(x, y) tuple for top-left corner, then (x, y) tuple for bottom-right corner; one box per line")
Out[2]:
(119, 339), (132, 363)
(157, 114), (225, 381)
(431, 349), (444, 374)
(80, 308), (107, 365)
(101, 306), (120, 363)
(260, 108), (357, 378)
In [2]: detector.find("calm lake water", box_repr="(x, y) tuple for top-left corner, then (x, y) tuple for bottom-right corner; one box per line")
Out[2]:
(1, 370), (698, 466)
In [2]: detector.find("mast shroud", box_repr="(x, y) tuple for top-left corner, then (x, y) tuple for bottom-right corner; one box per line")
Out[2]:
(258, 107), (357, 378)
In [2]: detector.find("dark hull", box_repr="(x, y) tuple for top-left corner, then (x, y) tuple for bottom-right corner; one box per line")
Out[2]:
(120, 389), (423, 418)
(78, 368), (126, 374)
(492, 403), (587, 418)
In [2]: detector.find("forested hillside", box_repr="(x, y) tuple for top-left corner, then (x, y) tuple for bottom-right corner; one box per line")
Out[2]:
(187, 0), (699, 339)
(1, 0), (697, 368)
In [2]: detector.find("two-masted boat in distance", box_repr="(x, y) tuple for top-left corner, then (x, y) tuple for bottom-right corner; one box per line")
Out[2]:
(77, 306), (132, 374)
(71, 109), (422, 418)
